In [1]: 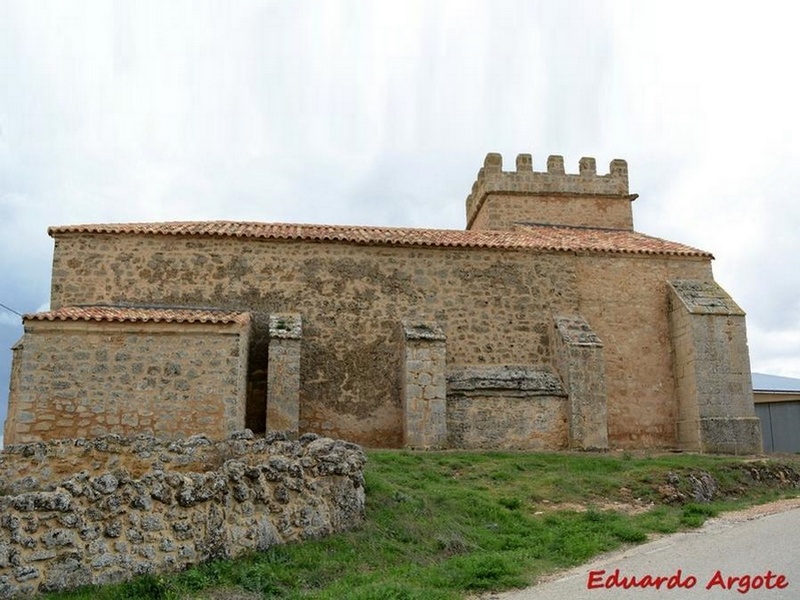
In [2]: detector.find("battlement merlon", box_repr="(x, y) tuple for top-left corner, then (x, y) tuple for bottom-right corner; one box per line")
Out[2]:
(466, 153), (636, 230)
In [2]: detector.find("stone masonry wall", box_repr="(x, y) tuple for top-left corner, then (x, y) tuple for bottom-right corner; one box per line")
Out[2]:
(48, 232), (714, 449)
(0, 432), (366, 598)
(5, 319), (249, 445)
(49, 234), (581, 447)
(669, 291), (702, 449)
(575, 255), (713, 448)
(469, 194), (634, 232)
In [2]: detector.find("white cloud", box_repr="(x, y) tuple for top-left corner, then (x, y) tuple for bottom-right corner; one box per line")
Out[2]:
(0, 312), (22, 329)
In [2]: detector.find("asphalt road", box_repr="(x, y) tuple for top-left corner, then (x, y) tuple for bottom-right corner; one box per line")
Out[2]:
(492, 503), (800, 600)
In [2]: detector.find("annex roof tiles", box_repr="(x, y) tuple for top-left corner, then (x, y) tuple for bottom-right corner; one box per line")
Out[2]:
(47, 221), (712, 258)
(24, 306), (250, 326)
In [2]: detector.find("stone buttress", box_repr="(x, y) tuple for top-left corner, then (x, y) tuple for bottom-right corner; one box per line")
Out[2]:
(668, 280), (762, 453)
(266, 313), (302, 435)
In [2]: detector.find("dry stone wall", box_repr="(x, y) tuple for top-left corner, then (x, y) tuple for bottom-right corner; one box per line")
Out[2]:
(0, 431), (366, 598)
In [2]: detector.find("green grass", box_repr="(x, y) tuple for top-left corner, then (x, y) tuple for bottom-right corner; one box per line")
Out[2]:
(43, 451), (800, 600)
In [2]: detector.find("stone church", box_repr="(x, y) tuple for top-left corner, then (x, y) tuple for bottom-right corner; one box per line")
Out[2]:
(4, 153), (762, 453)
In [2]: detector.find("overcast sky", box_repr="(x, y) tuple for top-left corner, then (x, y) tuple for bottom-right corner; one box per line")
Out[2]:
(2, 1), (799, 428)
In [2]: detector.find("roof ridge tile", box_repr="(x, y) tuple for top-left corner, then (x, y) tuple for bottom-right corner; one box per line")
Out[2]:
(46, 221), (712, 258)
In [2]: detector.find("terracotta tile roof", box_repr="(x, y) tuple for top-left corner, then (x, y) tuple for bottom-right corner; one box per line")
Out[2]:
(24, 306), (250, 326)
(516, 224), (712, 257)
(47, 221), (712, 258)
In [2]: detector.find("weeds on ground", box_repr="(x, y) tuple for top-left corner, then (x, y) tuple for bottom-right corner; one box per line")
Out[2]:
(42, 451), (800, 600)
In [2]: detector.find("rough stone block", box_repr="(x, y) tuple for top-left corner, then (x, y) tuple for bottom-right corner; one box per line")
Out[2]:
(696, 417), (763, 454)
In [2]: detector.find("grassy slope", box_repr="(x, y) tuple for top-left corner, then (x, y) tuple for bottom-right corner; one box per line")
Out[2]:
(45, 451), (800, 600)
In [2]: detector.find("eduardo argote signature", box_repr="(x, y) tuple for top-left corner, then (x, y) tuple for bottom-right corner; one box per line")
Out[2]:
(587, 568), (788, 594)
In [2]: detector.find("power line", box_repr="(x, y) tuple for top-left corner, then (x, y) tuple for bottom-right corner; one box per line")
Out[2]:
(0, 301), (22, 317)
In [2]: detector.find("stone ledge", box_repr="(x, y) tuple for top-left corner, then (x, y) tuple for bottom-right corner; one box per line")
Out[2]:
(447, 366), (565, 396)
(669, 280), (745, 316)
(402, 321), (446, 342)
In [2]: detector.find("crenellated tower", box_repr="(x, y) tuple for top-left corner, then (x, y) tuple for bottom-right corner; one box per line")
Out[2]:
(466, 153), (635, 231)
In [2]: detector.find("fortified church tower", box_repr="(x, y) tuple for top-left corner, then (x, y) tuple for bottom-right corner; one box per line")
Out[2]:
(5, 153), (762, 454)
